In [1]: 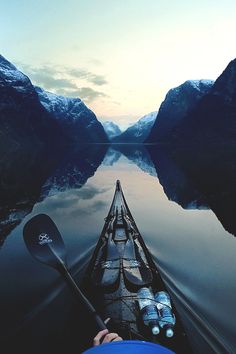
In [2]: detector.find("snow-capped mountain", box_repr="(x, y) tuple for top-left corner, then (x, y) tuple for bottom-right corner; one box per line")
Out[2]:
(113, 112), (157, 143)
(0, 55), (35, 95)
(148, 59), (236, 145)
(0, 54), (62, 160)
(102, 121), (122, 140)
(35, 87), (108, 144)
(147, 80), (214, 142)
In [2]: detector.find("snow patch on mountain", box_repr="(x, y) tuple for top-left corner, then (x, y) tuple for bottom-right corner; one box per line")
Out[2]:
(133, 112), (157, 137)
(102, 121), (122, 139)
(187, 79), (214, 91)
(35, 86), (108, 143)
(0, 55), (34, 94)
(113, 111), (157, 142)
(35, 86), (94, 123)
(147, 79), (214, 142)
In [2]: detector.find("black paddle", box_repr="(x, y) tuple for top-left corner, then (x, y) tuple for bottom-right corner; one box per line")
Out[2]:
(23, 213), (107, 331)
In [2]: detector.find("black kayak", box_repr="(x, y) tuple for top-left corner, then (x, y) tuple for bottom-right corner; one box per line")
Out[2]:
(83, 180), (192, 353)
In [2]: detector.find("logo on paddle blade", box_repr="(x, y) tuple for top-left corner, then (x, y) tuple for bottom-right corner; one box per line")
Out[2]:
(38, 233), (53, 245)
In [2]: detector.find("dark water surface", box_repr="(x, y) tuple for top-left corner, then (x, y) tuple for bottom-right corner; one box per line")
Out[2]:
(0, 144), (236, 354)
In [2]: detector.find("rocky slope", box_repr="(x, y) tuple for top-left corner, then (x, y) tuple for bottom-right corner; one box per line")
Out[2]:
(36, 87), (108, 143)
(0, 55), (62, 156)
(172, 59), (236, 143)
(113, 112), (157, 143)
(147, 80), (213, 142)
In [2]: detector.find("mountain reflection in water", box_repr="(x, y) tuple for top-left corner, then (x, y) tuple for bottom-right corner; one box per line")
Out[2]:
(0, 143), (236, 353)
(0, 144), (107, 247)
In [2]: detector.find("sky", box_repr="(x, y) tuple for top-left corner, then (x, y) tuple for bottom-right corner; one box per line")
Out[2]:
(1, 0), (236, 127)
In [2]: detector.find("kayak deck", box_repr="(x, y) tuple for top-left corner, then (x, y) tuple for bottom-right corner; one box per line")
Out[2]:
(83, 180), (191, 352)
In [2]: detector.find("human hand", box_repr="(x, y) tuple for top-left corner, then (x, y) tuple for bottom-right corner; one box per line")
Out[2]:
(93, 329), (123, 346)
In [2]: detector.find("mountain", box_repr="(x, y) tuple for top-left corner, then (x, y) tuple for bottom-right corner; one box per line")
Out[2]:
(0, 54), (66, 247)
(0, 55), (62, 156)
(147, 58), (236, 236)
(146, 80), (213, 142)
(0, 55), (64, 208)
(171, 59), (236, 143)
(102, 121), (122, 140)
(113, 112), (157, 143)
(35, 87), (108, 144)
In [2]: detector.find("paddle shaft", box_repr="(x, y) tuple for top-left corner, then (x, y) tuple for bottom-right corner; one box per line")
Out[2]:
(58, 263), (107, 331)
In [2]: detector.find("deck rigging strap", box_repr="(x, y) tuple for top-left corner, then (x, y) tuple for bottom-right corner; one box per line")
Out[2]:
(100, 234), (120, 287)
(122, 237), (153, 286)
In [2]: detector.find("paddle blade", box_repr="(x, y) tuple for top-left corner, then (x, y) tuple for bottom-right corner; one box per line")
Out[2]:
(23, 214), (67, 269)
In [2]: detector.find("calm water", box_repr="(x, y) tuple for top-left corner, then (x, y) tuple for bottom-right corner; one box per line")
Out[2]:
(0, 145), (236, 354)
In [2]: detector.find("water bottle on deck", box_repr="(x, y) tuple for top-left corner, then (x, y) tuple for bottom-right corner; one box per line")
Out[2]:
(155, 291), (176, 338)
(137, 287), (160, 335)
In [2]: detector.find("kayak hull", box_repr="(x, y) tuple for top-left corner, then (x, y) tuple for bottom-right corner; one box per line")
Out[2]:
(83, 181), (192, 353)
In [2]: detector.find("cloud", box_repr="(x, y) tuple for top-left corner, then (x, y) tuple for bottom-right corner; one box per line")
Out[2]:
(77, 185), (109, 200)
(41, 184), (109, 217)
(70, 199), (108, 217)
(30, 71), (78, 91)
(68, 68), (107, 86)
(88, 58), (103, 66)
(50, 86), (108, 102)
(77, 87), (108, 101)
(17, 63), (108, 102)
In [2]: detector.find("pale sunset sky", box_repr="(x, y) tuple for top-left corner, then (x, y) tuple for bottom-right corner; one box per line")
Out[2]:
(1, 0), (236, 127)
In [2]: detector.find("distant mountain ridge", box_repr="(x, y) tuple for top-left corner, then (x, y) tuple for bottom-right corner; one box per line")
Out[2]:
(113, 112), (157, 143)
(147, 80), (214, 142)
(102, 121), (122, 140)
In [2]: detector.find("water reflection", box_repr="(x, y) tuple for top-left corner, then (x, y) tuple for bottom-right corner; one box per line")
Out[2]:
(111, 144), (157, 177)
(146, 147), (208, 209)
(109, 144), (236, 237)
(0, 144), (107, 247)
(148, 144), (236, 237)
(2, 143), (235, 244)
(40, 145), (107, 199)
(0, 148), (60, 247)
(111, 145), (207, 208)
(106, 145), (207, 210)
(1, 143), (236, 353)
